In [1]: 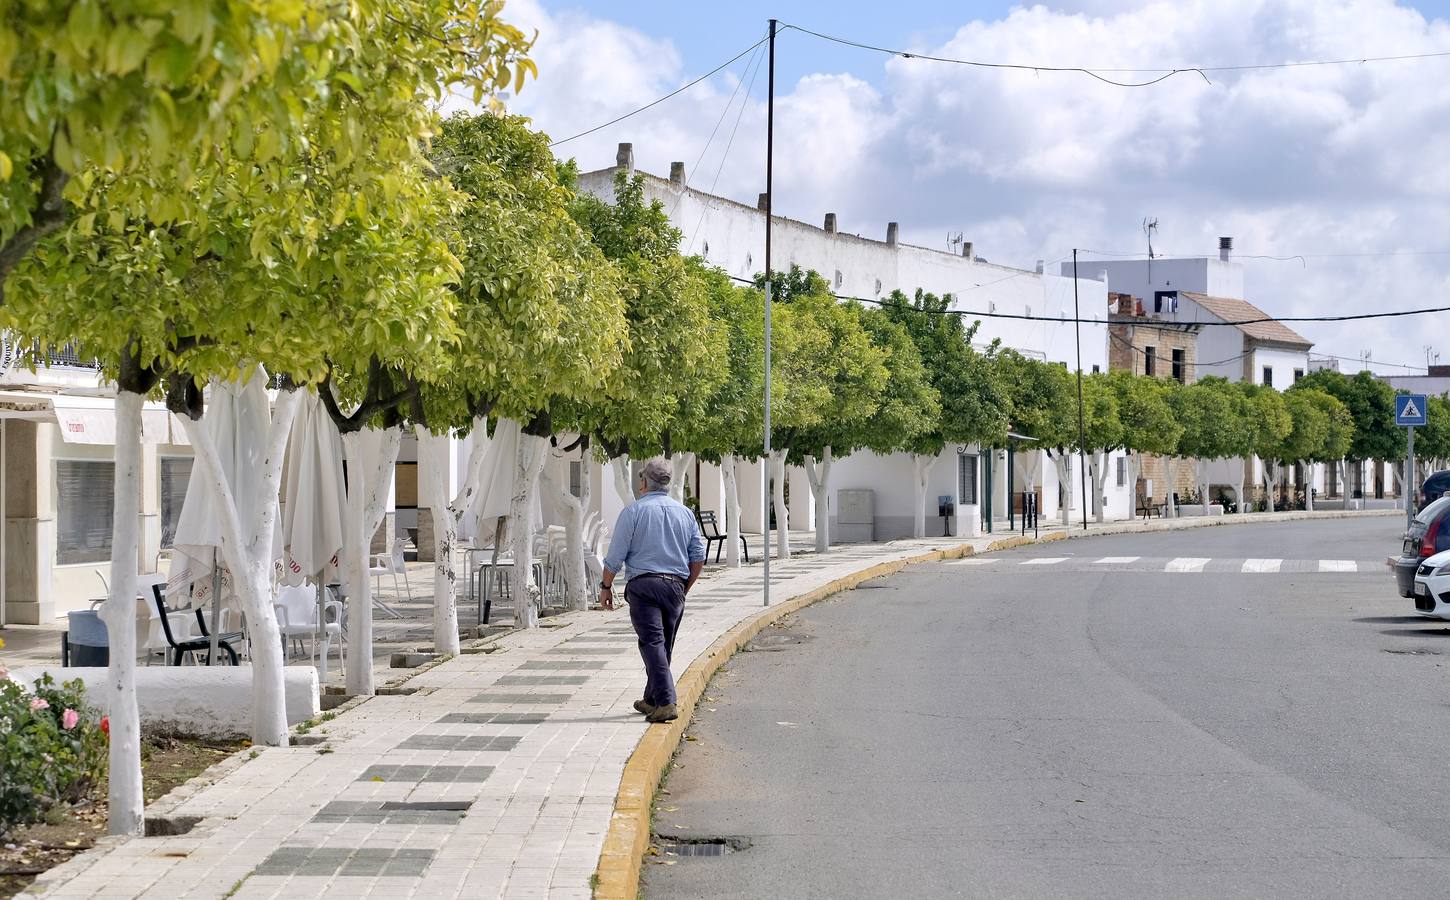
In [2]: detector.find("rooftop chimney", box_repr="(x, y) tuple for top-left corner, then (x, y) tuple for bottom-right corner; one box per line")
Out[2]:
(886, 222), (899, 247)
(757, 192), (769, 212)
(1219, 235), (1233, 262)
(963, 241), (975, 262)
(669, 161), (685, 186)
(616, 142), (634, 174)
(824, 213), (837, 234)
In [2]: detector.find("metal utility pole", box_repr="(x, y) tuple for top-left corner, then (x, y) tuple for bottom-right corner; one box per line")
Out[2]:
(1072, 249), (1088, 530)
(1407, 424), (1417, 531)
(762, 19), (776, 606)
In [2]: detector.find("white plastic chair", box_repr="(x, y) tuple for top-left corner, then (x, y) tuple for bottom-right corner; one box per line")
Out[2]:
(274, 584), (344, 670)
(368, 539), (411, 618)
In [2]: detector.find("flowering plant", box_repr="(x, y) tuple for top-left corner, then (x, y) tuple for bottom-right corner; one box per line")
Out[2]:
(0, 671), (108, 837)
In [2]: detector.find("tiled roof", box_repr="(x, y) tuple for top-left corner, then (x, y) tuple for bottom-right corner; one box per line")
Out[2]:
(1181, 292), (1313, 348)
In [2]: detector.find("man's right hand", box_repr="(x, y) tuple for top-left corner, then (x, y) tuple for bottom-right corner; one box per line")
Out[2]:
(599, 587), (615, 610)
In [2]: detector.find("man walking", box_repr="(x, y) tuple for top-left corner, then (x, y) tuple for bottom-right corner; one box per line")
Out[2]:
(600, 457), (706, 723)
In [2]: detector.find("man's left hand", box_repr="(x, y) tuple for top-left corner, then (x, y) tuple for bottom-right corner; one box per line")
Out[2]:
(599, 587), (615, 610)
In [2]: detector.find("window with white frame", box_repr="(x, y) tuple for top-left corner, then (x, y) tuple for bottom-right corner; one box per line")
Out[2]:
(57, 460), (114, 564)
(160, 457), (192, 548)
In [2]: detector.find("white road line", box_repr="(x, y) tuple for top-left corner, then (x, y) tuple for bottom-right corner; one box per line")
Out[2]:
(1093, 556), (1140, 565)
(1165, 557), (1210, 572)
(1242, 558), (1283, 573)
(1021, 557), (1069, 565)
(946, 558), (999, 566)
(1319, 559), (1357, 572)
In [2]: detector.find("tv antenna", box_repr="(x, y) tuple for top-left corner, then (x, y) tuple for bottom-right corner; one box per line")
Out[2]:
(1142, 218), (1159, 259)
(946, 232), (964, 254)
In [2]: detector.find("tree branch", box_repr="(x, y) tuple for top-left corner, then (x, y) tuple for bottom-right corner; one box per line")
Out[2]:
(0, 150), (70, 293)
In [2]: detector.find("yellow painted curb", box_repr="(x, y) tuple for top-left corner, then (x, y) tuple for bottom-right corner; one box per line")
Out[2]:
(591, 535), (1025, 899)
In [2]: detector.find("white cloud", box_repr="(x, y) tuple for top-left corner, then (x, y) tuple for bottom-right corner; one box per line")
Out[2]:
(511, 0), (1450, 371)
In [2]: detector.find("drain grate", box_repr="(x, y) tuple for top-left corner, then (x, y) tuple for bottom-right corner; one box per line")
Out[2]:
(654, 835), (750, 858)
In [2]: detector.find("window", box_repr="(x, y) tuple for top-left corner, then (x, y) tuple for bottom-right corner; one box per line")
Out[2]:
(1116, 456), (1127, 487)
(1091, 364), (1100, 374)
(160, 457), (192, 548)
(1293, 368), (1304, 383)
(1171, 348), (1185, 383)
(57, 460), (114, 564)
(1144, 346), (1156, 376)
(957, 453), (978, 505)
(1262, 365), (1273, 387)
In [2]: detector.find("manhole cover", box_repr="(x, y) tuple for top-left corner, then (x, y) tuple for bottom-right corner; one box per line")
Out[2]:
(654, 835), (751, 857)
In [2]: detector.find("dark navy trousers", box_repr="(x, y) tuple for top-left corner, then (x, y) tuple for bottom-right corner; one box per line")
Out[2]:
(626, 574), (687, 707)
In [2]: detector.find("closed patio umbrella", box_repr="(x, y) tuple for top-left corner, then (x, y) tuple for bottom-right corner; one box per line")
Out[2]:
(166, 367), (274, 665)
(280, 391), (346, 679)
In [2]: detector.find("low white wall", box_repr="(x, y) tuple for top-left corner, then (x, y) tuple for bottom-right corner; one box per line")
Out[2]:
(7, 666), (320, 739)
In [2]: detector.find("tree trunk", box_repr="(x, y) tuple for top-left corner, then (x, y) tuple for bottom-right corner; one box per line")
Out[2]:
(1164, 456), (1178, 517)
(771, 449), (790, 560)
(1304, 461), (1315, 511)
(911, 453), (933, 539)
(1051, 452), (1073, 527)
(1240, 456), (1253, 514)
(1196, 459), (1211, 512)
(342, 427), (402, 696)
(179, 390), (301, 746)
(610, 455), (633, 508)
(1089, 451), (1108, 523)
(722, 454), (743, 568)
(415, 427), (459, 657)
(669, 452), (695, 503)
(99, 390), (144, 836)
(510, 433), (549, 628)
(541, 448), (590, 611)
(803, 446), (833, 553)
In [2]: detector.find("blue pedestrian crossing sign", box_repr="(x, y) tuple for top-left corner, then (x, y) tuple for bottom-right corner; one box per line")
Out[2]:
(1396, 394), (1428, 427)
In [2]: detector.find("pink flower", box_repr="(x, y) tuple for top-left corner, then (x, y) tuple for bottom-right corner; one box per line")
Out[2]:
(0, 666), (8, 681)
(29, 697), (49, 711)
(61, 708), (79, 730)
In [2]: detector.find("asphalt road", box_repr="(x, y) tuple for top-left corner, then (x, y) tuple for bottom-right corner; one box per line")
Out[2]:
(643, 517), (1450, 900)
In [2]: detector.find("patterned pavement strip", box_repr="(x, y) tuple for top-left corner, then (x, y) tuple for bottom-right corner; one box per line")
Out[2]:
(25, 537), (969, 900)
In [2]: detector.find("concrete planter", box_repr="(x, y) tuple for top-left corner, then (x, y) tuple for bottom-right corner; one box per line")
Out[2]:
(6, 665), (320, 739)
(1178, 504), (1224, 517)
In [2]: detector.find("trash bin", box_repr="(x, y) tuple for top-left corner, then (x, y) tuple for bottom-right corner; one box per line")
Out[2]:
(64, 609), (109, 667)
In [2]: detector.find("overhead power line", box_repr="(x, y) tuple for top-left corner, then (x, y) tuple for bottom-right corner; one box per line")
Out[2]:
(781, 22), (1450, 87)
(548, 35), (769, 148)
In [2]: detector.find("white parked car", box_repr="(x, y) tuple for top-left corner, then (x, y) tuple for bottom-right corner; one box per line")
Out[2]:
(1412, 548), (1450, 618)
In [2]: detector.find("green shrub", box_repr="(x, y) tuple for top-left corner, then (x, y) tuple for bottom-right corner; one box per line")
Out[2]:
(0, 670), (108, 837)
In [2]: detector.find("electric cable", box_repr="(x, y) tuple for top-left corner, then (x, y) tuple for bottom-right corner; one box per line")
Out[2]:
(687, 39), (767, 255)
(670, 37), (765, 221)
(548, 35), (769, 148)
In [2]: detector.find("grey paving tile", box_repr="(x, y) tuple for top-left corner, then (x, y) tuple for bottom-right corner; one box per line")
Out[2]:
(494, 675), (589, 685)
(545, 646), (630, 655)
(256, 846), (435, 878)
(358, 764), (495, 783)
(465, 692), (572, 704)
(436, 712), (547, 725)
(313, 800), (472, 825)
(396, 734), (522, 752)
(517, 660), (606, 670)
(562, 635), (635, 642)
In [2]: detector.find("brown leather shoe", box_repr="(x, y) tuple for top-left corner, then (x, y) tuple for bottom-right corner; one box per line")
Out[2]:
(645, 703), (678, 723)
(633, 699), (655, 715)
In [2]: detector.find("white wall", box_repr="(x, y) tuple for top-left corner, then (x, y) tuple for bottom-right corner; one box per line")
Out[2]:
(1061, 256), (1245, 303)
(1253, 345), (1310, 392)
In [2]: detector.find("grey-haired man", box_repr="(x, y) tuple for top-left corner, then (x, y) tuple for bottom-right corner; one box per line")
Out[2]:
(600, 457), (706, 723)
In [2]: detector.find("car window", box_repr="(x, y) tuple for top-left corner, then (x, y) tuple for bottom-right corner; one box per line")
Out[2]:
(1415, 496), (1450, 525)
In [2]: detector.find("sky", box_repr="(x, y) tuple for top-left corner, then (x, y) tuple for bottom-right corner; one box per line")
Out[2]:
(497, 0), (1450, 375)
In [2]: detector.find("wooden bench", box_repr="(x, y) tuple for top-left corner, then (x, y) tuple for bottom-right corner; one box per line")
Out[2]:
(698, 510), (750, 564)
(1136, 494), (1166, 520)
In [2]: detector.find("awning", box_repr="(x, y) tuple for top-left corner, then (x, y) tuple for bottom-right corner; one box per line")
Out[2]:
(0, 391), (173, 445)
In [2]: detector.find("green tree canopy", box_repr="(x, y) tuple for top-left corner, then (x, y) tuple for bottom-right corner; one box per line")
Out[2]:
(1294, 369), (1403, 460)
(1172, 378), (1249, 460)
(1239, 382), (1294, 462)
(1107, 369), (1181, 456)
(997, 350), (1077, 452)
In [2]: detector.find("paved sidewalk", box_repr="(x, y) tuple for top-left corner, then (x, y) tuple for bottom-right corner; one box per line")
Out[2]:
(23, 509), (1398, 899)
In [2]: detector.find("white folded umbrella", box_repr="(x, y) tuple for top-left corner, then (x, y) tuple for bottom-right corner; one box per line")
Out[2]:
(166, 366), (276, 663)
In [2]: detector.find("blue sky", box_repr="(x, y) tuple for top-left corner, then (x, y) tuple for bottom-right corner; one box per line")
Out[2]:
(510, 0), (1450, 371)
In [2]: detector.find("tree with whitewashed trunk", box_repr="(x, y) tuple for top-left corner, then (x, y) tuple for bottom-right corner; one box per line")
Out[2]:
(1076, 374), (1124, 524)
(426, 113), (626, 629)
(570, 172), (713, 541)
(1284, 386), (1353, 512)
(1238, 382), (1292, 513)
(1106, 370), (1181, 515)
(540, 436), (593, 610)
(880, 290), (1007, 538)
(998, 350), (1076, 526)
(751, 268), (886, 555)
(1171, 378), (1250, 513)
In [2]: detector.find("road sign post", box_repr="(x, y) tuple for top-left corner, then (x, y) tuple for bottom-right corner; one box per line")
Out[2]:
(1395, 394), (1428, 529)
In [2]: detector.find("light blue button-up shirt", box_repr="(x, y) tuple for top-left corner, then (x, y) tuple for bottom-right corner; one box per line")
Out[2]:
(604, 491), (707, 579)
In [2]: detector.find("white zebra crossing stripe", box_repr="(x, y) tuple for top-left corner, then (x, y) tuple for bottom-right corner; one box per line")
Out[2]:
(1165, 557), (1210, 572)
(1021, 557), (1069, 565)
(946, 558), (998, 566)
(1318, 559), (1357, 572)
(1093, 556), (1140, 565)
(1242, 558), (1283, 573)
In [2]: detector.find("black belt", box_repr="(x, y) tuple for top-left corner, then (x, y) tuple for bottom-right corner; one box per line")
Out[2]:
(633, 572), (687, 585)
